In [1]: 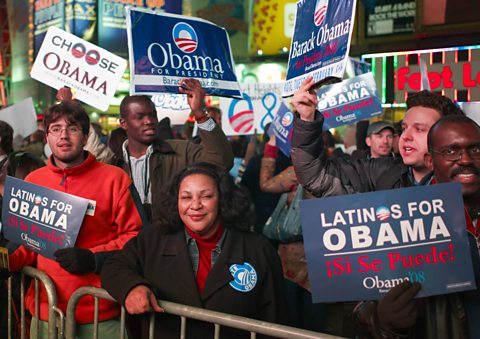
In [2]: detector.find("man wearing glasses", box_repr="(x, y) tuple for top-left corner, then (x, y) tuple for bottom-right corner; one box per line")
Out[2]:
(6, 100), (142, 337)
(369, 115), (480, 338)
(425, 115), (480, 337)
(290, 80), (466, 337)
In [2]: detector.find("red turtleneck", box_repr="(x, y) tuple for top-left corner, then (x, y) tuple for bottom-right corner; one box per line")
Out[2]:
(186, 223), (224, 293)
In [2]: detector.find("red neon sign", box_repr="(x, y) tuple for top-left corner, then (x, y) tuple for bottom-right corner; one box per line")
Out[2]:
(397, 62), (480, 91)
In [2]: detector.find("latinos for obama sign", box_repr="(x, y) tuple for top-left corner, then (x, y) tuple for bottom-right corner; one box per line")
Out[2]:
(30, 26), (127, 111)
(283, 0), (357, 96)
(317, 72), (383, 130)
(2, 177), (89, 259)
(127, 7), (241, 98)
(301, 183), (476, 302)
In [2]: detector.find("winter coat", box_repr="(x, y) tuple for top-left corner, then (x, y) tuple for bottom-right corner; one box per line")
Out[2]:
(101, 227), (288, 339)
(291, 113), (410, 197)
(117, 123), (233, 223)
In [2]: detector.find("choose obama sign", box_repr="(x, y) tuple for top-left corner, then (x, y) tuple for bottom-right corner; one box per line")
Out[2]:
(31, 26), (127, 111)
(301, 183), (476, 302)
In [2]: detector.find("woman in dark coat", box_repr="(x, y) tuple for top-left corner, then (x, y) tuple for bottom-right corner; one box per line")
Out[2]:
(101, 163), (288, 338)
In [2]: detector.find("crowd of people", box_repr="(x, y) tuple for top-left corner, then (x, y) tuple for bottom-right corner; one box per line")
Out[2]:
(0, 76), (478, 339)
(291, 77), (479, 338)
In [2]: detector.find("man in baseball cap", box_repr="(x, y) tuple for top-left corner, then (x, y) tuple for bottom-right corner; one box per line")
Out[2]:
(365, 121), (395, 158)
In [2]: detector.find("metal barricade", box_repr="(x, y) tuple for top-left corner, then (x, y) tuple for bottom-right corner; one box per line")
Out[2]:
(66, 287), (126, 339)
(66, 286), (343, 339)
(6, 266), (63, 339)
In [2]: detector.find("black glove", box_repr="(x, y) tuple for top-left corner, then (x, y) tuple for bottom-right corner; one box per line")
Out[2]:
(54, 247), (96, 275)
(376, 281), (421, 333)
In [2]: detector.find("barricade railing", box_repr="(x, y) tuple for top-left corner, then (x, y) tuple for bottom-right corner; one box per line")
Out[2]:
(66, 286), (343, 339)
(6, 266), (62, 339)
(65, 287), (126, 339)
(6, 268), (344, 339)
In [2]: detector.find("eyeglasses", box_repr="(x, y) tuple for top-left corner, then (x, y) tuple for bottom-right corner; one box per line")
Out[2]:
(48, 125), (82, 136)
(430, 146), (480, 161)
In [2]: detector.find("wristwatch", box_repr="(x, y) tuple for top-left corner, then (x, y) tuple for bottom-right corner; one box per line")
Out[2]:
(195, 108), (210, 123)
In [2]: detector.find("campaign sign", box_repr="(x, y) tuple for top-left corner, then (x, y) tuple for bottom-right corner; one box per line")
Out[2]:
(219, 83), (290, 136)
(151, 93), (191, 125)
(221, 92), (256, 135)
(317, 72), (383, 130)
(127, 8), (241, 98)
(301, 183), (476, 302)
(283, 0), (357, 96)
(30, 26), (127, 111)
(2, 177), (89, 259)
(271, 103), (295, 156)
(0, 98), (37, 139)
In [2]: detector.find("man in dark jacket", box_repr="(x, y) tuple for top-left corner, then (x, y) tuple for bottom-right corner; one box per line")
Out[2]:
(355, 115), (480, 339)
(290, 77), (464, 337)
(118, 78), (233, 223)
(423, 115), (480, 339)
(352, 115), (480, 339)
(351, 121), (395, 159)
(291, 77), (464, 197)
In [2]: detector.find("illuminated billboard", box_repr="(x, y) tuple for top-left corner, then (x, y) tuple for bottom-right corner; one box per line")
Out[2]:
(362, 46), (480, 104)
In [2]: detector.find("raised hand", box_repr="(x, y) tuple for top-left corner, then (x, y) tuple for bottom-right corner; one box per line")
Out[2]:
(56, 87), (74, 102)
(292, 77), (318, 122)
(178, 78), (206, 120)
